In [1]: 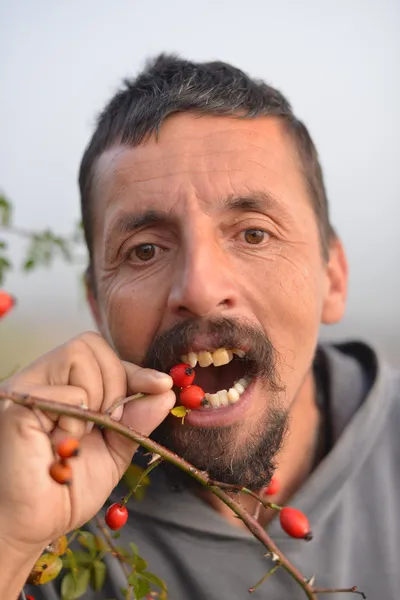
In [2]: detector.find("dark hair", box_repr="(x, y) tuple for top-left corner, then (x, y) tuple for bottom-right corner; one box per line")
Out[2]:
(79, 53), (334, 263)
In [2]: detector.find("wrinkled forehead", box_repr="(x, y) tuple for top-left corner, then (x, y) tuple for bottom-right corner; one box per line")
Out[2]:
(90, 114), (311, 229)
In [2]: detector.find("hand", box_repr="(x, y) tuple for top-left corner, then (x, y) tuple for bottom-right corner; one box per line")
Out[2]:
(0, 331), (175, 551)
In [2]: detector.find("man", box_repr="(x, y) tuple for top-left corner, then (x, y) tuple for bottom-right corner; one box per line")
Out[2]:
(1, 54), (399, 600)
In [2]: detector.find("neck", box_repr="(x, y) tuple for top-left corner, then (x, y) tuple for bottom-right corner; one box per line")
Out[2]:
(196, 369), (321, 529)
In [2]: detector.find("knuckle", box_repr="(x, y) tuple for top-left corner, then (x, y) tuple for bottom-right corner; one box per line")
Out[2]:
(66, 334), (96, 360)
(79, 331), (103, 344)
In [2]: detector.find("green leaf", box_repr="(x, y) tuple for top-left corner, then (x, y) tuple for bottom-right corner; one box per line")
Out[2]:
(131, 553), (147, 572)
(64, 548), (78, 582)
(23, 258), (36, 271)
(91, 560), (106, 591)
(62, 550), (93, 569)
(140, 570), (168, 593)
(134, 577), (151, 598)
(0, 255), (12, 286)
(111, 531), (121, 539)
(0, 195), (12, 226)
(77, 532), (97, 558)
(127, 572), (137, 586)
(129, 542), (140, 557)
(61, 568), (91, 600)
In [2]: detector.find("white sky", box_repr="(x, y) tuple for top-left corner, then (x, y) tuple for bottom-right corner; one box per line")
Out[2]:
(0, 0), (399, 369)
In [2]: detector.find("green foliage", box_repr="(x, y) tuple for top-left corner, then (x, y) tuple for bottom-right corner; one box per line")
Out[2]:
(23, 230), (73, 271)
(61, 568), (91, 600)
(0, 194), (12, 226)
(0, 195), (13, 284)
(57, 526), (168, 599)
(0, 191), (86, 286)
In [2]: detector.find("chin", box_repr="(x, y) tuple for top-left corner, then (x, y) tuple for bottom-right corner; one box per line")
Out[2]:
(151, 403), (289, 490)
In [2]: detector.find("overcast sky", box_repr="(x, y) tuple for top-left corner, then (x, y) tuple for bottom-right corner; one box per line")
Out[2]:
(0, 0), (399, 369)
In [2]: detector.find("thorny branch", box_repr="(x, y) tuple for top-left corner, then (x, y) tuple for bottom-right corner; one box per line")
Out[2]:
(0, 389), (364, 599)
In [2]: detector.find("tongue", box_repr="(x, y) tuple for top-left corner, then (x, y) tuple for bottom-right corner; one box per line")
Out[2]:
(194, 360), (245, 394)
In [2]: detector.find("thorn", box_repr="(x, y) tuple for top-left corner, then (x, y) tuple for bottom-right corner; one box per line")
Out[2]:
(148, 453), (161, 465)
(271, 552), (280, 562)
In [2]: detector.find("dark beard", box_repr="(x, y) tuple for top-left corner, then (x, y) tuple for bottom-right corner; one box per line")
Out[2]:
(142, 316), (288, 490)
(151, 403), (289, 491)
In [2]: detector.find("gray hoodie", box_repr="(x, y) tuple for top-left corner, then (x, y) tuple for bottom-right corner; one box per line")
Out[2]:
(24, 342), (400, 600)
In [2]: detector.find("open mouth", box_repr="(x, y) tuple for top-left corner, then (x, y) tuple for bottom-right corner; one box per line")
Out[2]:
(179, 347), (252, 409)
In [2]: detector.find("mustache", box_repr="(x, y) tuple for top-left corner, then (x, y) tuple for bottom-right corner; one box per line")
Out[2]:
(142, 316), (283, 390)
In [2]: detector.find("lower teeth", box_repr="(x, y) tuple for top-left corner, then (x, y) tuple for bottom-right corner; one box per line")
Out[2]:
(204, 377), (251, 408)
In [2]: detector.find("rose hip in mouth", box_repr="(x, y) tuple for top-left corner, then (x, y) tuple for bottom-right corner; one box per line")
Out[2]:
(177, 347), (251, 410)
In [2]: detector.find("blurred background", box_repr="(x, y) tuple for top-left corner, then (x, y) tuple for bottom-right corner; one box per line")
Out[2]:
(0, 0), (399, 372)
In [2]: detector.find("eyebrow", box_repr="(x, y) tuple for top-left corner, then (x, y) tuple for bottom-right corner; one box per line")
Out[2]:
(110, 210), (170, 236)
(221, 191), (285, 214)
(106, 190), (289, 244)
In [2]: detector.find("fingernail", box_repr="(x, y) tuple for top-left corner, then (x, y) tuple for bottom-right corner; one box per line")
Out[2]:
(110, 405), (123, 421)
(153, 371), (172, 381)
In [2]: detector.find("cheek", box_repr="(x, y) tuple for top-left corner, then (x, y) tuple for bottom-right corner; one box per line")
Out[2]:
(97, 276), (167, 363)
(244, 251), (324, 394)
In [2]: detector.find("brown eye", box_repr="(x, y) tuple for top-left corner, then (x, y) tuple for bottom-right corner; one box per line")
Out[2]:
(133, 244), (156, 261)
(243, 229), (266, 244)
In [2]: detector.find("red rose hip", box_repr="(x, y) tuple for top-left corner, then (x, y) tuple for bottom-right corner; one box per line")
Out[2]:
(169, 363), (195, 388)
(179, 385), (207, 410)
(279, 507), (312, 540)
(0, 290), (15, 319)
(262, 475), (280, 496)
(105, 503), (129, 530)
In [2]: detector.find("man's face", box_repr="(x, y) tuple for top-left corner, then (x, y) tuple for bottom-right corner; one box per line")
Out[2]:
(89, 114), (346, 487)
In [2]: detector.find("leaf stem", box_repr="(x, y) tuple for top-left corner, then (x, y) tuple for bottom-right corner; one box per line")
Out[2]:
(248, 564), (281, 593)
(121, 456), (164, 506)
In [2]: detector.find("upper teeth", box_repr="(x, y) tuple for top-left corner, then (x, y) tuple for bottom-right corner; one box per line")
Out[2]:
(180, 348), (244, 368)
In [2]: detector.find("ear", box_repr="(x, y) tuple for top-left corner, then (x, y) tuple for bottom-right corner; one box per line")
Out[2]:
(321, 236), (348, 325)
(85, 268), (106, 336)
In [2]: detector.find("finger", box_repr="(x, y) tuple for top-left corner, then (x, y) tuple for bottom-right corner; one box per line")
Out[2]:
(0, 384), (89, 436)
(104, 389), (176, 473)
(74, 334), (173, 413)
(122, 362), (173, 395)
(7, 336), (106, 416)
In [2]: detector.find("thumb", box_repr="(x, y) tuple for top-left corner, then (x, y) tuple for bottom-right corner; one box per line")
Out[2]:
(103, 389), (176, 472)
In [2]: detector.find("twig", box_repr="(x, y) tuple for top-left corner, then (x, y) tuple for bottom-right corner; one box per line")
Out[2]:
(0, 389), (358, 599)
(208, 484), (316, 599)
(313, 588), (365, 598)
(213, 480), (280, 511)
(105, 392), (146, 417)
(94, 515), (132, 600)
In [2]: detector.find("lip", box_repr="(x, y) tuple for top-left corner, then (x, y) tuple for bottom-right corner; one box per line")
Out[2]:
(182, 379), (256, 428)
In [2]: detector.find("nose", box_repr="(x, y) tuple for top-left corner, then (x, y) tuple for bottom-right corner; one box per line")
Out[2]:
(167, 233), (239, 319)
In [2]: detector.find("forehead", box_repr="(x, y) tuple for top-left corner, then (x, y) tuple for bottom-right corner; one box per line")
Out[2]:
(92, 113), (309, 223)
